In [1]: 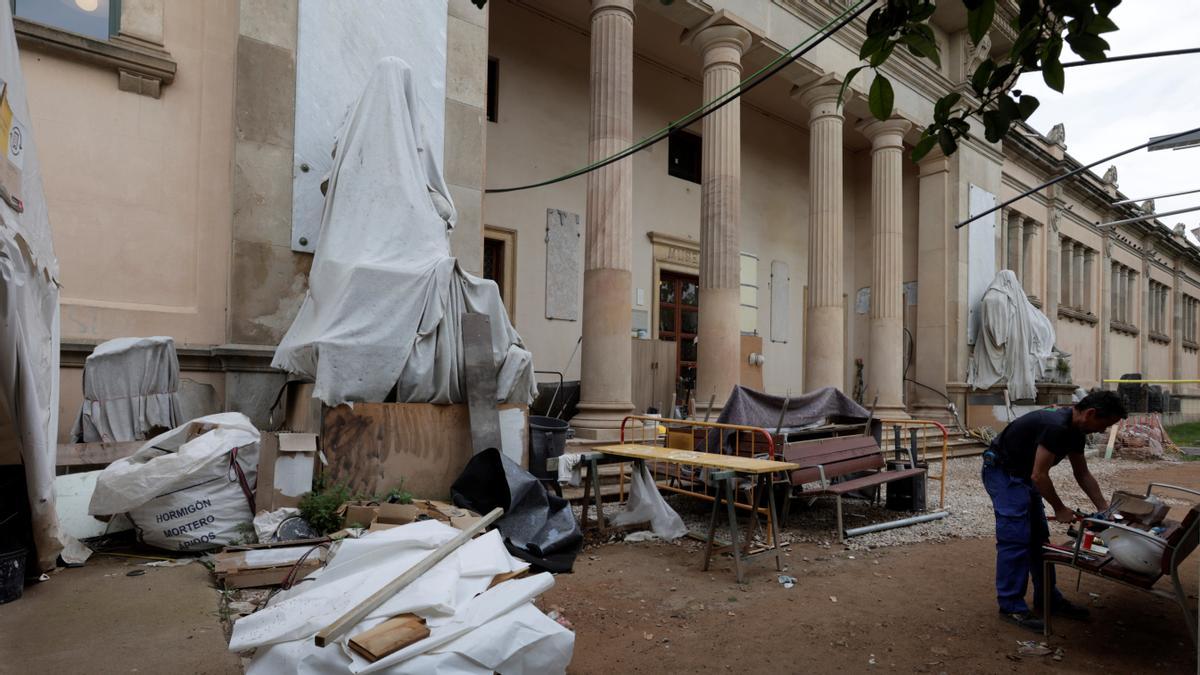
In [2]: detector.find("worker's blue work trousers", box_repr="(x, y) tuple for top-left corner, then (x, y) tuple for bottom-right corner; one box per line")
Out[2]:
(981, 463), (1063, 613)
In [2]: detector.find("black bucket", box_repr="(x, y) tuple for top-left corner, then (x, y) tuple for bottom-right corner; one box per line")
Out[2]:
(0, 548), (26, 604)
(529, 416), (570, 480)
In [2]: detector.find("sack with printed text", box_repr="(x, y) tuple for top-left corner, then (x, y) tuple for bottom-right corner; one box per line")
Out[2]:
(89, 413), (259, 551)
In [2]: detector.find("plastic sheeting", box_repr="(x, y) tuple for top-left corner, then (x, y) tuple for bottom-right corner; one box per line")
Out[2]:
(272, 58), (535, 407)
(70, 336), (182, 443)
(0, 1), (66, 571)
(231, 521), (573, 674)
(451, 448), (582, 573)
(89, 413), (259, 551)
(967, 270), (1056, 401)
(608, 464), (687, 540)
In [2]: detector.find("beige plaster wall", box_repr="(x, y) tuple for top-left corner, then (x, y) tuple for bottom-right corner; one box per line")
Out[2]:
(26, 1), (238, 345)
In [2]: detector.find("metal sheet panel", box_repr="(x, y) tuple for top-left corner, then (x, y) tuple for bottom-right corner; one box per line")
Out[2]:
(967, 184), (998, 345)
(545, 208), (581, 321)
(290, 0), (448, 252)
(769, 260), (789, 343)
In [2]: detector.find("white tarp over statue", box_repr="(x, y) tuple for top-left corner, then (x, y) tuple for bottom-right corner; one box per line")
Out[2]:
(272, 58), (536, 407)
(968, 270), (1056, 401)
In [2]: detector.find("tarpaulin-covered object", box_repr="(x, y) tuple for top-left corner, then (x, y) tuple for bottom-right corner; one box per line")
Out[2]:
(231, 520), (574, 674)
(70, 336), (183, 443)
(89, 413), (259, 551)
(451, 448), (582, 573)
(717, 385), (873, 430)
(272, 57), (536, 407)
(0, 0), (67, 571)
(967, 270), (1056, 401)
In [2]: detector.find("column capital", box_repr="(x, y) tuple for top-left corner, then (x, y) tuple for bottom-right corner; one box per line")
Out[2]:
(591, 0), (634, 20)
(687, 24), (752, 64)
(857, 118), (911, 151)
(792, 76), (845, 121)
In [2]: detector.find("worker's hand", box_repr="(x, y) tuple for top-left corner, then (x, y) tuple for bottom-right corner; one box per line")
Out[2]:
(1052, 506), (1077, 523)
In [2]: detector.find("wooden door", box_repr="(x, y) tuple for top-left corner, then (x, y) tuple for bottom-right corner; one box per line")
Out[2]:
(659, 271), (699, 404)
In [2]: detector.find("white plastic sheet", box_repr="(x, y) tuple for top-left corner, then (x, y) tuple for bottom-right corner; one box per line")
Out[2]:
(232, 521), (573, 674)
(0, 1), (66, 571)
(70, 336), (182, 442)
(967, 270), (1056, 401)
(272, 58), (536, 407)
(89, 413), (260, 551)
(608, 464), (687, 540)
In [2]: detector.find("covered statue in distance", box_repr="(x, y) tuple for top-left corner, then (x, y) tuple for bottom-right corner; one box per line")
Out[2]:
(968, 270), (1064, 401)
(273, 58), (536, 406)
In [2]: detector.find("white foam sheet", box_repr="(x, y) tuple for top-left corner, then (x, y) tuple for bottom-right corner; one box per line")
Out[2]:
(234, 521), (573, 674)
(272, 58), (536, 408)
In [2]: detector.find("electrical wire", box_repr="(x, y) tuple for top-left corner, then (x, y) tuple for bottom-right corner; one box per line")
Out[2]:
(485, 0), (877, 194)
(1051, 47), (1200, 69)
(956, 124), (1200, 230)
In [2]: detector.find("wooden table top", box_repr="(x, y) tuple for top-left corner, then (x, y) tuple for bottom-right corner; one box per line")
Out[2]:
(592, 443), (799, 475)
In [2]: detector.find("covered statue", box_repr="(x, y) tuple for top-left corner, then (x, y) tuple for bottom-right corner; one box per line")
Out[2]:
(273, 58), (537, 406)
(968, 270), (1059, 400)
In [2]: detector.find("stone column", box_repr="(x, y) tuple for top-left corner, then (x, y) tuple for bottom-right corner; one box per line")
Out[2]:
(860, 118), (912, 416)
(1141, 245), (1151, 371)
(914, 148), (953, 417)
(1110, 262), (1120, 323)
(1022, 218), (1037, 295)
(1080, 241), (1089, 307)
(1100, 237), (1112, 382)
(691, 22), (751, 412)
(798, 81), (846, 392)
(1083, 249), (1095, 313)
(571, 0), (635, 439)
(1007, 212), (1024, 282)
(1059, 240), (1072, 308)
(1046, 215), (1061, 321)
(1173, 266), (1184, 382)
(1119, 267), (1129, 323)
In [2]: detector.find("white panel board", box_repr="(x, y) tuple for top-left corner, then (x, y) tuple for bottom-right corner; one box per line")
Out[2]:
(291, 0), (448, 253)
(967, 184), (998, 345)
(545, 208), (581, 320)
(769, 260), (790, 343)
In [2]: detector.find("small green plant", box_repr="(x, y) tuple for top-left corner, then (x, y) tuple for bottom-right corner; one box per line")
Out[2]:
(1056, 357), (1070, 375)
(298, 479), (354, 535)
(383, 478), (413, 505)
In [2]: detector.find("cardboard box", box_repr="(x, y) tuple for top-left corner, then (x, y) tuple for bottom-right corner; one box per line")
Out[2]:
(256, 432), (318, 512)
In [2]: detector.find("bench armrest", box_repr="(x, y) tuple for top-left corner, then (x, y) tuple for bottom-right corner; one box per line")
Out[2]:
(816, 464), (829, 489)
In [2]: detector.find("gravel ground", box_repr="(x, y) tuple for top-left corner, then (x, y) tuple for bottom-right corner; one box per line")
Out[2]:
(575, 451), (1185, 552)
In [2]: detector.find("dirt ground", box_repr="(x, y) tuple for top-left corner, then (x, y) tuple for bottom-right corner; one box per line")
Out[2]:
(544, 460), (1200, 674)
(1, 459), (1197, 674)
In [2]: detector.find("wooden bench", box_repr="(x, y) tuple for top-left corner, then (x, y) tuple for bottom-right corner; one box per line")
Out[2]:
(781, 435), (926, 542)
(1042, 483), (1200, 648)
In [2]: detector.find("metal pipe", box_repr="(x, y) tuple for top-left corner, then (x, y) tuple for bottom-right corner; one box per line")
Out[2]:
(844, 511), (949, 538)
(1097, 204), (1200, 228)
(1112, 186), (1200, 206)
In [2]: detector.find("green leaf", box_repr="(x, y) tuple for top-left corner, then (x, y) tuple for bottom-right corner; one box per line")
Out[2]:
(934, 93), (961, 122)
(901, 32), (941, 67)
(1066, 33), (1111, 61)
(869, 41), (897, 67)
(988, 63), (1016, 90)
(1016, 94), (1040, 119)
(869, 74), (895, 120)
(1089, 15), (1119, 33)
(837, 66), (864, 107)
(982, 110), (1007, 143)
(1042, 58), (1065, 92)
(859, 32), (889, 60)
(967, 0), (996, 44)
(910, 2), (936, 22)
(937, 127), (959, 156)
(971, 60), (995, 95)
(911, 133), (938, 162)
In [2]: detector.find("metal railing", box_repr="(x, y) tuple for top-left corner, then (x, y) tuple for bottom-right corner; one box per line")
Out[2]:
(878, 418), (948, 509)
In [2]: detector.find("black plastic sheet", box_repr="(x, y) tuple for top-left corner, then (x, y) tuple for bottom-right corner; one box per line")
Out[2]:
(451, 448), (581, 573)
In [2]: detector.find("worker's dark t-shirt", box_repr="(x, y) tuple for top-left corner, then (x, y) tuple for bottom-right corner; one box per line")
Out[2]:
(988, 408), (1086, 479)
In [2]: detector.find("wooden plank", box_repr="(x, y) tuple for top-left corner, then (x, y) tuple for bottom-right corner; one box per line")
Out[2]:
(348, 614), (430, 662)
(631, 339), (655, 414)
(57, 440), (144, 466)
(1104, 422), (1119, 460)
(593, 443), (798, 474)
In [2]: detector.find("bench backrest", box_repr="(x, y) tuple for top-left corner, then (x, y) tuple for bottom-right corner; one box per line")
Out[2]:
(781, 435), (884, 484)
(1162, 503), (1200, 575)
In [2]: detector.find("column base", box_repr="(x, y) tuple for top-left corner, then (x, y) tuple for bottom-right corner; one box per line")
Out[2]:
(569, 400), (635, 441)
(872, 404), (910, 421)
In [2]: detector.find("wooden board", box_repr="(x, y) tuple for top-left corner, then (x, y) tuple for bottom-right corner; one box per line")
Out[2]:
(213, 547), (326, 589)
(593, 443), (799, 474)
(57, 440), (145, 466)
(349, 614), (430, 662)
(631, 338), (677, 415)
(322, 402), (527, 499)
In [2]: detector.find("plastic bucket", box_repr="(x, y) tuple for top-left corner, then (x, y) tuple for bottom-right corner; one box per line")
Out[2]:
(0, 548), (26, 604)
(529, 416), (570, 479)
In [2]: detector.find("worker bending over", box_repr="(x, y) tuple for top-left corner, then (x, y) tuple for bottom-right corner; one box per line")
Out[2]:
(981, 391), (1127, 631)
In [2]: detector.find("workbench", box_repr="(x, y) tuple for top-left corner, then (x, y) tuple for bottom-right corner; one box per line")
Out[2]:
(578, 444), (799, 583)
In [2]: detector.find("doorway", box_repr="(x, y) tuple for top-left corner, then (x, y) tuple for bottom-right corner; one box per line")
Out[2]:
(658, 271), (699, 405)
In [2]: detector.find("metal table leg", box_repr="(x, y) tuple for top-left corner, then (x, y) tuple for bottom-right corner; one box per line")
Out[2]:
(589, 456), (605, 534)
(725, 475), (744, 583)
(766, 474), (784, 571)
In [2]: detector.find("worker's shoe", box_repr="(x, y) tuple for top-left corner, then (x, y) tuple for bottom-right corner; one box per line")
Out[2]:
(1035, 599), (1091, 621)
(999, 611), (1045, 632)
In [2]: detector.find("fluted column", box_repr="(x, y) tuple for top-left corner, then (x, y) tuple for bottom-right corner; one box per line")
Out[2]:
(1007, 212), (1024, 282)
(1173, 266), (1184, 382)
(691, 23), (751, 412)
(1071, 243), (1084, 309)
(797, 81), (846, 392)
(1059, 240), (1072, 308)
(572, 0), (635, 438)
(1119, 267), (1129, 323)
(1022, 218), (1037, 295)
(860, 118), (912, 416)
(1083, 249), (1095, 313)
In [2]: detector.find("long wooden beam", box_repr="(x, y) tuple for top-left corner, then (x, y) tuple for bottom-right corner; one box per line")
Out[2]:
(56, 440), (144, 467)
